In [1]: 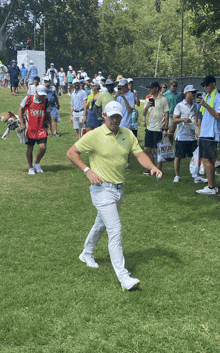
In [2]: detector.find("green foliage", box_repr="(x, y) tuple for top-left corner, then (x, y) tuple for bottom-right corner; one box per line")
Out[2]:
(1, 0), (220, 76)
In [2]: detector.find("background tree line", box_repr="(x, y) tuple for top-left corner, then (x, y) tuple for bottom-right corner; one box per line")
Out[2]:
(0, 0), (220, 77)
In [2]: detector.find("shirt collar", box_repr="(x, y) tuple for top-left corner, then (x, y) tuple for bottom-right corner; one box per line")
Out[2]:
(102, 123), (123, 136)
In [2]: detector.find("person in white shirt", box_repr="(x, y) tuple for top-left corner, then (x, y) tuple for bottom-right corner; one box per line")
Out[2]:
(173, 85), (207, 184)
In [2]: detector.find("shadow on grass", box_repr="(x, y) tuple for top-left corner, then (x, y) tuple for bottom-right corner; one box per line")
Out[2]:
(97, 248), (182, 272)
(22, 165), (74, 173)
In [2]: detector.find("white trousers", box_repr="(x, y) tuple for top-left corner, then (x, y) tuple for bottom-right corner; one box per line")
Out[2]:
(83, 183), (129, 283)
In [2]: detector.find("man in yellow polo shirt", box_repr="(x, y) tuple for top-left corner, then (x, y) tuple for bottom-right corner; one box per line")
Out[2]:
(67, 101), (162, 291)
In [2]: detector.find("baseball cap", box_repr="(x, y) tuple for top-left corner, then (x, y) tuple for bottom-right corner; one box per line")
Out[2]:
(98, 71), (102, 74)
(118, 78), (128, 86)
(116, 75), (123, 82)
(72, 79), (80, 84)
(44, 76), (51, 82)
(149, 82), (160, 89)
(101, 76), (106, 81)
(29, 60), (33, 64)
(105, 79), (115, 85)
(36, 85), (47, 96)
(80, 67), (84, 70)
(184, 85), (197, 94)
(201, 75), (216, 87)
(127, 78), (133, 83)
(68, 66), (73, 70)
(50, 63), (54, 66)
(84, 76), (90, 81)
(104, 101), (123, 117)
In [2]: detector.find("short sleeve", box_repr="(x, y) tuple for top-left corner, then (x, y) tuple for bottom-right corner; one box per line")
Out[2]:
(20, 96), (28, 108)
(129, 131), (143, 154)
(95, 95), (102, 107)
(75, 130), (96, 153)
(173, 103), (181, 116)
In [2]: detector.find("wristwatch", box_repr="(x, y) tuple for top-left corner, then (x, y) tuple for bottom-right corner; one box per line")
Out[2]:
(83, 167), (90, 173)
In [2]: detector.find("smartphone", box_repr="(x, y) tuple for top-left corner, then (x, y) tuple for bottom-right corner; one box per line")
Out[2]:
(149, 97), (155, 107)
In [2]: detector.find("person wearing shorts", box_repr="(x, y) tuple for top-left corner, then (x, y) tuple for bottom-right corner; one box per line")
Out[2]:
(196, 75), (220, 194)
(172, 85), (204, 183)
(143, 81), (169, 173)
(67, 66), (76, 95)
(70, 79), (87, 139)
(18, 85), (52, 175)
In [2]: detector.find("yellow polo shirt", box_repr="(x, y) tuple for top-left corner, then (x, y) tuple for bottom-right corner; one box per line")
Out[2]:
(75, 124), (142, 184)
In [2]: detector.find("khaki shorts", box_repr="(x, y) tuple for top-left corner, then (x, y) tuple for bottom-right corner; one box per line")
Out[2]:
(72, 111), (84, 129)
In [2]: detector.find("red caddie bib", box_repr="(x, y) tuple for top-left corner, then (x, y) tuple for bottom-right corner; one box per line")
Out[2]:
(24, 95), (47, 140)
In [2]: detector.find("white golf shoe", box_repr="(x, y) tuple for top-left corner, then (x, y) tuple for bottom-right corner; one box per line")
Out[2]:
(121, 276), (140, 291)
(79, 251), (99, 268)
(196, 186), (218, 195)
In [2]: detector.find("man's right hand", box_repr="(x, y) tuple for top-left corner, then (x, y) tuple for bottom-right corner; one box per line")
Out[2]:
(86, 169), (103, 184)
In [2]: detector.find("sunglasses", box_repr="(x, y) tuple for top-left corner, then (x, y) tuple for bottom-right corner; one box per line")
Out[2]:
(109, 114), (122, 121)
(189, 91), (196, 94)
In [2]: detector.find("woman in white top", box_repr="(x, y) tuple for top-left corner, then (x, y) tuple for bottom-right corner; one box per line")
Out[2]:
(58, 68), (66, 95)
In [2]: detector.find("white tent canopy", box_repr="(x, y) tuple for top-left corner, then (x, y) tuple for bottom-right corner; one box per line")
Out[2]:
(17, 50), (45, 79)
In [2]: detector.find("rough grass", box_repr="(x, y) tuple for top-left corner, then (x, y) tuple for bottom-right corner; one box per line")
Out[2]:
(0, 87), (220, 353)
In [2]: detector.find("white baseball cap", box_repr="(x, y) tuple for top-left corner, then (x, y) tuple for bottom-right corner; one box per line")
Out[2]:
(104, 101), (123, 117)
(72, 79), (80, 84)
(36, 85), (47, 96)
(118, 78), (128, 86)
(184, 85), (197, 94)
(127, 78), (133, 83)
(50, 63), (54, 66)
(84, 76), (90, 81)
(68, 66), (73, 70)
(29, 60), (33, 64)
(44, 76), (51, 82)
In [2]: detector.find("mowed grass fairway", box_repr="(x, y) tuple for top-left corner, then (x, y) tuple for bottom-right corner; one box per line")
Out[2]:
(0, 87), (220, 353)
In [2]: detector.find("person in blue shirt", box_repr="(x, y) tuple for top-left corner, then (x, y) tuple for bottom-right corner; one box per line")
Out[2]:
(164, 79), (181, 144)
(27, 60), (38, 86)
(7, 60), (20, 95)
(20, 63), (28, 89)
(196, 75), (220, 195)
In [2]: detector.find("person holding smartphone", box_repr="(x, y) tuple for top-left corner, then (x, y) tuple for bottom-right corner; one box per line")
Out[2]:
(142, 81), (169, 174)
(196, 75), (220, 195)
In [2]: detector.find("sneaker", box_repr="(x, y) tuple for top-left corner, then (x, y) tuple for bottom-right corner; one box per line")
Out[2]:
(28, 167), (35, 175)
(79, 252), (99, 269)
(33, 162), (43, 173)
(143, 171), (151, 176)
(53, 132), (61, 137)
(121, 277), (140, 291)
(196, 186), (218, 195)
(125, 163), (130, 169)
(194, 176), (208, 184)
(173, 176), (180, 183)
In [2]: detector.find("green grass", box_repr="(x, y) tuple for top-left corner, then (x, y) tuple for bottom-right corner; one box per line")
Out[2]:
(0, 87), (220, 353)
